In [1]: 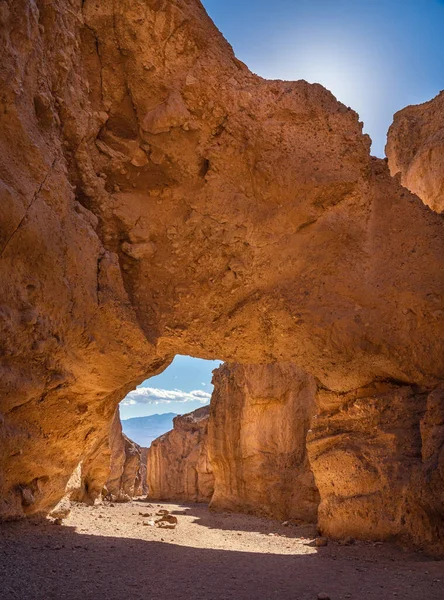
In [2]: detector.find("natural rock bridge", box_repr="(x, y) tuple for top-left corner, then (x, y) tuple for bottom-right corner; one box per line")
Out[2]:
(1, 0), (443, 556)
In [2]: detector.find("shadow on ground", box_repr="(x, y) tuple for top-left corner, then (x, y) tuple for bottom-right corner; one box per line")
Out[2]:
(1, 515), (443, 600)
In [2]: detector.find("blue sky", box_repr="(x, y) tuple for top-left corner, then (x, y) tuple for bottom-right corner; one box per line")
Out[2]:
(120, 356), (221, 419)
(202, 0), (444, 157)
(121, 0), (444, 419)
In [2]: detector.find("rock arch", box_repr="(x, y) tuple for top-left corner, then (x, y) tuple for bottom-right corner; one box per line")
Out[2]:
(0, 0), (443, 551)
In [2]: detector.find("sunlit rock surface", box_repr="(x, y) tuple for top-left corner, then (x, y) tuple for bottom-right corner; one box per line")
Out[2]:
(387, 90), (444, 212)
(208, 363), (319, 522)
(147, 406), (214, 502)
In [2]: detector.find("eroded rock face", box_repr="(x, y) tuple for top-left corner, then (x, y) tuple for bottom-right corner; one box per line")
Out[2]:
(208, 363), (319, 522)
(104, 410), (146, 502)
(308, 383), (444, 555)
(137, 447), (149, 497)
(104, 409), (127, 500)
(67, 408), (145, 504)
(119, 434), (143, 499)
(147, 406), (213, 502)
(0, 0), (443, 554)
(387, 91), (444, 212)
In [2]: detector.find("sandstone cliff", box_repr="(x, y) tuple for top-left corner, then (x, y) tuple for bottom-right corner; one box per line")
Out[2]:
(136, 447), (149, 497)
(208, 363), (319, 522)
(308, 383), (444, 555)
(147, 406), (213, 503)
(70, 408), (145, 504)
(386, 90), (444, 212)
(103, 410), (146, 502)
(118, 434), (143, 499)
(0, 0), (443, 555)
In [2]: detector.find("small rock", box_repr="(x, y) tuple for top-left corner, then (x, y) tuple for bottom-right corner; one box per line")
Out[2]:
(282, 521), (289, 527)
(139, 512), (152, 517)
(143, 520), (156, 527)
(50, 497), (71, 520)
(156, 514), (177, 525)
(156, 521), (176, 530)
(156, 509), (169, 516)
(317, 594), (331, 600)
(315, 537), (329, 547)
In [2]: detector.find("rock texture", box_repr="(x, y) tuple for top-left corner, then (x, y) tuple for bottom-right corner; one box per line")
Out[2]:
(69, 408), (145, 504)
(104, 409), (127, 501)
(208, 363), (319, 522)
(119, 434), (144, 499)
(0, 0), (443, 554)
(147, 406), (213, 502)
(104, 411), (146, 502)
(308, 383), (444, 555)
(137, 447), (149, 497)
(387, 90), (444, 212)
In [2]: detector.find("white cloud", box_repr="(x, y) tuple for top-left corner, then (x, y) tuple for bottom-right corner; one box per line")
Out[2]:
(120, 386), (211, 407)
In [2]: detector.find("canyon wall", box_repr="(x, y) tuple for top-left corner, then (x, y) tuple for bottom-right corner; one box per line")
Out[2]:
(0, 0), (443, 554)
(208, 363), (319, 522)
(104, 412), (146, 501)
(70, 408), (145, 504)
(308, 382), (444, 555)
(147, 406), (214, 502)
(386, 90), (444, 212)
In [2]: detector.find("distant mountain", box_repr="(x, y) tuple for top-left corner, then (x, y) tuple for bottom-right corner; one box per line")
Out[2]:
(121, 413), (177, 448)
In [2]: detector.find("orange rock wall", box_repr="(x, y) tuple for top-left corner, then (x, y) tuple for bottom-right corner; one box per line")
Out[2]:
(104, 409), (146, 502)
(308, 383), (444, 555)
(387, 91), (444, 212)
(208, 363), (319, 522)
(71, 408), (145, 504)
(147, 406), (214, 503)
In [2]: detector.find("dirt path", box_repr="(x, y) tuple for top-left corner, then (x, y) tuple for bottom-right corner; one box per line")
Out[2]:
(1, 499), (443, 600)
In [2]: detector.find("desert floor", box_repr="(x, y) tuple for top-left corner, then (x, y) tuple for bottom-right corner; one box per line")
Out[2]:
(1, 499), (443, 600)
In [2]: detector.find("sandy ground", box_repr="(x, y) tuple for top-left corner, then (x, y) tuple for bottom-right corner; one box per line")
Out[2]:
(1, 499), (443, 600)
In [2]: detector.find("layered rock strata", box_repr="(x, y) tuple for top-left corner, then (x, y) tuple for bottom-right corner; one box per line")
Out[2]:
(208, 363), (319, 522)
(147, 406), (213, 503)
(0, 0), (443, 555)
(386, 90), (444, 212)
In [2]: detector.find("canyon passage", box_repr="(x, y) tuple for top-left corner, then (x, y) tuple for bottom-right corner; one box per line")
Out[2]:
(1, 0), (444, 598)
